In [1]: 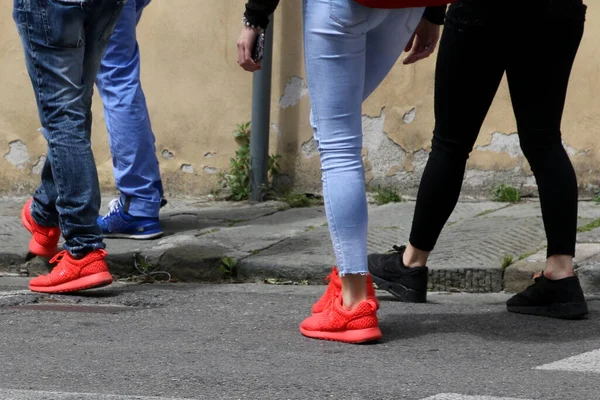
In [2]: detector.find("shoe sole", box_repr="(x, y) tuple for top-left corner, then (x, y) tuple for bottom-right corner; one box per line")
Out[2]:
(29, 271), (114, 294)
(507, 302), (589, 320)
(21, 203), (59, 259)
(103, 232), (164, 240)
(371, 275), (427, 303)
(299, 326), (382, 343)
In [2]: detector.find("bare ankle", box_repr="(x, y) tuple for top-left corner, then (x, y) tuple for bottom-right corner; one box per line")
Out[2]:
(340, 274), (367, 310)
(403, 244), (429, 268)
(544, 255), (574, 280)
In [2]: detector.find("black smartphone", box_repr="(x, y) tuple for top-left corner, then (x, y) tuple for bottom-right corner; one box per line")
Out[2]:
(251, 32), (265, 63)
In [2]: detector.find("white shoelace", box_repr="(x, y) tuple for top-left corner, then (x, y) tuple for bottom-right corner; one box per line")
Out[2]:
(102, 198), (121, 219)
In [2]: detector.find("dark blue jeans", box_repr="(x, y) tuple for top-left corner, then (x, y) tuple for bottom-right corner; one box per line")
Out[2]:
(13, 0), (125, 257)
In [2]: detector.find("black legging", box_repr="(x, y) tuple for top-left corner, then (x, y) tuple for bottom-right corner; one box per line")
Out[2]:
(409, 0), (586, 257)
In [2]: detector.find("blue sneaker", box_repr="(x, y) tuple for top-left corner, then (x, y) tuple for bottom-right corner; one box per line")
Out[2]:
(98, 199), (163, 240)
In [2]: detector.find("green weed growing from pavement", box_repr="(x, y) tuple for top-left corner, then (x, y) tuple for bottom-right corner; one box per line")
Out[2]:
(476, 209), (495, 217)
(501, 255), (514, 269)
(491, 184), (521, 203)
(218, 122), (281, 201)
(119, 254), (171, 283)
(220, 256), (237, 280)
(227, 219), (248, 227)
(373, 186), (402, 205)
(282, 193), (324, 208)
(577, 218), (600, 233)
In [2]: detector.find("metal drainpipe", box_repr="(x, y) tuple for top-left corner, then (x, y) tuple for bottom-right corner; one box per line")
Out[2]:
(250, 14), (274, 202)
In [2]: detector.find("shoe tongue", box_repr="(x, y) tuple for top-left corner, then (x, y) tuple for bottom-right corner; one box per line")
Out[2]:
(392, 245), (406, 254)
(49, 250), (68, 263)
(327, 266), (339, 280)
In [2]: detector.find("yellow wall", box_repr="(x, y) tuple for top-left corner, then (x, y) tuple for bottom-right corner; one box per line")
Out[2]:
(1, 1), (599, 197)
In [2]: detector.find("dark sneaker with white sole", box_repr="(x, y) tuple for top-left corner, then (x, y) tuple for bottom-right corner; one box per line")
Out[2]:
(367, 245), (428, 303)
(507, 273), (588, 320)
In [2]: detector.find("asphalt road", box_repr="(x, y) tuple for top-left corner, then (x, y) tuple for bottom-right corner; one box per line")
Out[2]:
(1, 278), (599, 400)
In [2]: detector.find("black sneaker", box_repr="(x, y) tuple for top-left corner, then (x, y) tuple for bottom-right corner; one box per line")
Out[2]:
(506, 273), (588, 320)
(367, 245), (428, 303)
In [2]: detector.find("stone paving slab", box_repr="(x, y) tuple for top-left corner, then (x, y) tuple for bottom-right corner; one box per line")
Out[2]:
(576, 227), (600, 243)
(237, 227), (335, 283)
(480, 200), (600, 220)
(1, 196), (600, 294)
(242, 214), (545, 292)
(239, 202), (550, 292)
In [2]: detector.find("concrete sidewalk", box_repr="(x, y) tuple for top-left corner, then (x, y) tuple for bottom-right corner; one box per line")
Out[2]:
(2, 195), (600, 293)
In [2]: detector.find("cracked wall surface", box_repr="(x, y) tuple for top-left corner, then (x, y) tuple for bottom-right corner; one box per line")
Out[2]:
(1, 1), (600, 198)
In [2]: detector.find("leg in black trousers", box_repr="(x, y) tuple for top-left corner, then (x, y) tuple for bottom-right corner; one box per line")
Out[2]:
(409, 23), (505, 253)
(506, 15), (584, 260)
(368, 2), (589, 318)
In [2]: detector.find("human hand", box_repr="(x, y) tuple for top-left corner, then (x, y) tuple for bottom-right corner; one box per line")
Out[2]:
(237, 27), (262, 72)
(403, 19), (440, 65)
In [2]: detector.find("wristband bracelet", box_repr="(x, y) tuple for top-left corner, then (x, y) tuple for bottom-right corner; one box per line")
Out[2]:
(242, 16), (265, 31)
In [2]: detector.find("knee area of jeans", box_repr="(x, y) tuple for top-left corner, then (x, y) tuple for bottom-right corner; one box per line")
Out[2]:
(44, 105), (88, 128)
(102, 93), (147, 111)
(319, 148), (363, 166)
(44, 117), (93, 142)
(318, 140), (362, 152)
(321, 161), (365, 174)
(46, 135), (93, 151)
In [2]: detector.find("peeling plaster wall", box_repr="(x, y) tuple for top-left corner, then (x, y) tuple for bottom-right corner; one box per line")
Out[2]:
(1, 1), (600, 198)
(4, 140), (30, 169)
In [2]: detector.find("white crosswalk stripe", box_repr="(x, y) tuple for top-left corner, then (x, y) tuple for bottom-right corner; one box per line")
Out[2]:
(535, 348), (600, 373)
(421, 395), (531, 400)
(0, 389), (196, 400)
(422, 348), (600, 400)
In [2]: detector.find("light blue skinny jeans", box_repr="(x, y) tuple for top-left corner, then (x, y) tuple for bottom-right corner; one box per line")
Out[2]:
(303, 0), (423, 275)
(96, 0), (163, 218)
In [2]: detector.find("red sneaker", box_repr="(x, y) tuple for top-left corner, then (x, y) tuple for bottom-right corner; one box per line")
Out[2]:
(21, 198), (61, 258)
(29, 249), (113, 294)
(312, 267), (379, 314)
(301, 297), (382, 343)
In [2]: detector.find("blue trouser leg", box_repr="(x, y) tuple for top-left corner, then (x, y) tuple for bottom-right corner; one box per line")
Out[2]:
(96, 0), (163, 218)
(13, 0), (125, 257)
